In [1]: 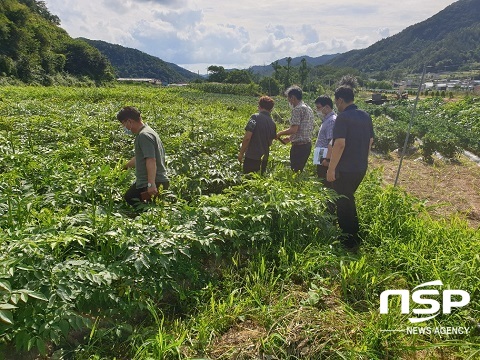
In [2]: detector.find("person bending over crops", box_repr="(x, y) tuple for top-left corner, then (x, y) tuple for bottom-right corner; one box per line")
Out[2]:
(276, 85), (315, 172)
(117, 106), (169, 206)
(238, 96), (277, 174)
(327, 86), (374, 250)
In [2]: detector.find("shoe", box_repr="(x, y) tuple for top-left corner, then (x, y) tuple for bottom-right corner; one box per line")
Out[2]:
(341, 235), (361, 253)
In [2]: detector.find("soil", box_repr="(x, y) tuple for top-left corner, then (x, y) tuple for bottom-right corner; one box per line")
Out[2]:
(369, 150), (480, 229)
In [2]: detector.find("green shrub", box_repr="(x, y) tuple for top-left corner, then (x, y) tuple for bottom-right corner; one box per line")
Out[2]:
(189, 82), (261, 96)
(259, 77), (281, 96)
(371, 114), (415, 154)
(421, 129), (460, 162)
(393, 121), (416, 150)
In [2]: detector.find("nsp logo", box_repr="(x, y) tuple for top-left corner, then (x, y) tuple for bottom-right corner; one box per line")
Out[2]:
(380, 280), (470, 323)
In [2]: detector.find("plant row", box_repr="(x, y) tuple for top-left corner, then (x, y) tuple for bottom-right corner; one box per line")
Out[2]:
(365, 97), (480, 161)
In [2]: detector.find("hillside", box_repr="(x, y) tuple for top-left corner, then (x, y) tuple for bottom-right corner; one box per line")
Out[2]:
(0, 0), (114, 83)
(249, 54), (339, 76)
(82, 39), (199, 83)
(327, 0), (480, 73)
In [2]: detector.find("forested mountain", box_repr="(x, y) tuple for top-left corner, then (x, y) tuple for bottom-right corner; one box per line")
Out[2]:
(82, 39), (199, 83)
(327, 0), (480, 73)
(0, 0), (114, 84)
(249, 54), (339, 76)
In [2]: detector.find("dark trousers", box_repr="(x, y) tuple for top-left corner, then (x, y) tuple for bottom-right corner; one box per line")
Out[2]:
(124, 181), (170, 206)
(316, 164), (332, 188)
(317, 164), (335, 214)
(331, 171), (366, 248)
(243, 156), (268, 175)
(290, 142), (311, 172)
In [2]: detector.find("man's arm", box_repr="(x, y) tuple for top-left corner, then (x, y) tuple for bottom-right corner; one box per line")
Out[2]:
(321, 141), (333, 167)
(123, 156), (136, 170)
(238, 131), (253, 163)
(277, 125), (299, 137)
(326, 138), (345, 182)
(145, 157), (158, 194)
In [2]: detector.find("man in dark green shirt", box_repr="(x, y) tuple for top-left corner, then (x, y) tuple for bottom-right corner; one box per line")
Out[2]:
(117, 106), (169, 206)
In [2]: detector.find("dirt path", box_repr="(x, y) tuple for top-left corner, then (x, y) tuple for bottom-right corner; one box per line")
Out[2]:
(369, 152), (480, 229)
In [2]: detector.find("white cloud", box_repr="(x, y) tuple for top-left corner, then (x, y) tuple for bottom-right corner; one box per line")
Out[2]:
(352, 36), (372, 49)
(301, 25), (319, 45)
(266, 25), (289, 41)
(151, 9), (202, 31)
(254, 33), (294, 54)
(42, 0), (458, 72)
(377, 27), (390, 39)
(133, 0), (185, 5)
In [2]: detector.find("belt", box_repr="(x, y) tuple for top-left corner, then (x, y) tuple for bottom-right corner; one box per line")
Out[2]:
(292, 141), (311, 146)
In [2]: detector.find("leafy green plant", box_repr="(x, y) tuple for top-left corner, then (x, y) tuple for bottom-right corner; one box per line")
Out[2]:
(371, 115), (398, 154)
(1, 85), (479, 359)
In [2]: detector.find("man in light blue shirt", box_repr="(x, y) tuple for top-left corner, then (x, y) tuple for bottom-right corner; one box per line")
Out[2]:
(314, 95), (336, 186)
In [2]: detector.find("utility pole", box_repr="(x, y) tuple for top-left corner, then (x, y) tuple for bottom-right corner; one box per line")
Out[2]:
(394, 65), (427, 187)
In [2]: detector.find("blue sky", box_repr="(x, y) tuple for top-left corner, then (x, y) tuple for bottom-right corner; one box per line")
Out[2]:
(42, 0), (458, 74)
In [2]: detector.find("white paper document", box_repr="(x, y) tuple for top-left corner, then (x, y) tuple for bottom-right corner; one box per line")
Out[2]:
(313, 147), (328, 165)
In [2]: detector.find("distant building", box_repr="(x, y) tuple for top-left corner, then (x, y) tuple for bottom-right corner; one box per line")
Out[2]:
(117, 78), (163, 85)
(422, 82), (434, 90)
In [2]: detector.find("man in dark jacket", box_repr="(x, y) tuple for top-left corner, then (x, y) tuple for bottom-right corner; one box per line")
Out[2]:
(327, 86), (374, 250)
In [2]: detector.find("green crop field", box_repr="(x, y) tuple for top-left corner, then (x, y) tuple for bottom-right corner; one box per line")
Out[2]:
(0, 85), (479, 359)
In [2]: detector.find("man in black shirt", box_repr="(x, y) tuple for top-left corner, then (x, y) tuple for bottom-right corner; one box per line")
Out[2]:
(327, 86), (374, 250)
(238, 96), (277, 174)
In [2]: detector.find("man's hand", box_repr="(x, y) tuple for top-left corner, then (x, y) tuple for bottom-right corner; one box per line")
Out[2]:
(238, 152), (244, 163)
(147, 185), (158, 196)
(123, 157), (135, 170)
(326, 168), (336, 182)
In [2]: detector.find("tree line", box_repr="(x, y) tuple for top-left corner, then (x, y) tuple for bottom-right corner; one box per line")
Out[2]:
(204, 60), (368, 96)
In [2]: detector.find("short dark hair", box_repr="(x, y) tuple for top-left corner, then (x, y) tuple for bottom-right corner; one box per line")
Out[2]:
(259, 96), (274, 111)
(334, 86), (354, 103)
(285, 85), (303, 101)
(315, 95), (333, 108)
(117, 106), (141, 122)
